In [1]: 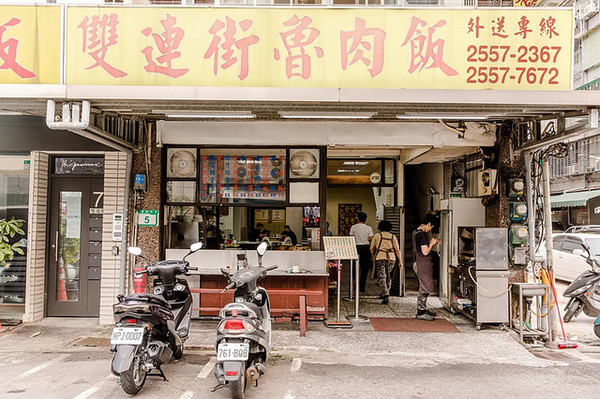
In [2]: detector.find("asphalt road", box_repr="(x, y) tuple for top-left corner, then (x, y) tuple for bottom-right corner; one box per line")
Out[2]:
(1, 280), (599, 399)
(2, 343), (600, 399)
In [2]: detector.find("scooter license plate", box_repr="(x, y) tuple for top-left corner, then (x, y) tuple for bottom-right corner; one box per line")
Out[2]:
(217, 343), (250, 361)
(110, 327), (145, 345)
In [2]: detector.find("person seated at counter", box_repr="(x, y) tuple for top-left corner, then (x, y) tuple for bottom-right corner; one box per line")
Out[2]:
(280, 225), (298, 246)
(249, 223), (266, 242)
(260, 229), (271, 245)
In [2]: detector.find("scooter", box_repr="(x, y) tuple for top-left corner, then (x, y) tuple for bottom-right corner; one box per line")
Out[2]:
(110, 242), (201, 395)
(562, 244), (600, 323)
(213, 242), (277, 399)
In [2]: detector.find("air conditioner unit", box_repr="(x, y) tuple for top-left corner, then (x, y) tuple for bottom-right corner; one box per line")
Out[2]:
(581, 1), (599, 20)
(477, 169), (497, 197)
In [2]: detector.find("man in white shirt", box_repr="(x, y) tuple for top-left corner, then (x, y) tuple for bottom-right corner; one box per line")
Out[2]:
(349, 212), (374, 293)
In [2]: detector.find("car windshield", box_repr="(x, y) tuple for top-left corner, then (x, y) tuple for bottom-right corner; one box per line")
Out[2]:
(584, 237), (600, 256)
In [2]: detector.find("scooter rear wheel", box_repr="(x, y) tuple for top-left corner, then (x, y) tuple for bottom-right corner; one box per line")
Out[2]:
(120, 354), (147, 395)
(594, 324), (600, 339)
(229, 365), (247, 399)
(563, 299), (582, 323)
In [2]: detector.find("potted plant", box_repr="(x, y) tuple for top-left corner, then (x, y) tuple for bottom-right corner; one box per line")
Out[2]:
(0, 217), (26, 267)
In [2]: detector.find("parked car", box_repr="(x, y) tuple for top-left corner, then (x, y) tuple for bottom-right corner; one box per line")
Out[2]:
(539, 232), (600, 282)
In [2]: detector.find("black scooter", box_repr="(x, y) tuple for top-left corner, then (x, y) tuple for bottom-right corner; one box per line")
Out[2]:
(213, 242), (277, 399)
(110, 242), (201, 395)
(562, 244), (600, 323)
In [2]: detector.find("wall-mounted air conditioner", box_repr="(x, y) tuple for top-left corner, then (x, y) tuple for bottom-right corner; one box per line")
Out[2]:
(581, 1), (599, 20)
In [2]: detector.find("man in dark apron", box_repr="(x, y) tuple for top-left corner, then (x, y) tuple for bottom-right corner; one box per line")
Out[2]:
(412, 214), (439, 321)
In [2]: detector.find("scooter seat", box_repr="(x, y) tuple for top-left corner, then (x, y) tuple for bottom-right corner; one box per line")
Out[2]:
(118, 293), (171, 309)
(221, 302), (262, 319)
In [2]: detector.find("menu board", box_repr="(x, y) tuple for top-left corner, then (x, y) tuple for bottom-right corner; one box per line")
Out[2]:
(323, 236), (359, 260)
(200, 151), (286, 203)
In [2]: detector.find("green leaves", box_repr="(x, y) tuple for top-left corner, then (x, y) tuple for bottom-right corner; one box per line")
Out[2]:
(0, 218), (27, 266)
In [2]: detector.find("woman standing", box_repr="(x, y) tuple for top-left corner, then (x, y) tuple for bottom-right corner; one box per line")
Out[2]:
(371, 220), (402, 304)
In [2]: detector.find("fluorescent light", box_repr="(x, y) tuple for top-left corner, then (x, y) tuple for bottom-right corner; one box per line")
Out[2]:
(342, 161), (369, 166)
(396, 114), (489, 120)
(155, 110), (255, 119)
(279, 111), (374, 119)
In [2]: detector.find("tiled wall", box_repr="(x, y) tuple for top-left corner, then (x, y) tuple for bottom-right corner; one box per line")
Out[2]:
(99, 152), (130, 325)
(24, 152), (48, 322)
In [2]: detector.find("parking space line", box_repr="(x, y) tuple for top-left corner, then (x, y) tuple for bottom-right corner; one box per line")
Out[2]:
(73, 386), (99, 399)
(19, 354), (70, 378)
(197, 357), (217, 379)
(291, 357), (302, 372)
(179, 390), (195, 399)
(284, 391), (295, 399)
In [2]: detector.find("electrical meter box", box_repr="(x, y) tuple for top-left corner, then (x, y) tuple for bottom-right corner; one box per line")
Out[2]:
(134, 174), (146, 190)
(477, 169), (497, 197)
(509, 225), (528, 246)
(507, 178), (525, 198)
(509, 201), (528, 223)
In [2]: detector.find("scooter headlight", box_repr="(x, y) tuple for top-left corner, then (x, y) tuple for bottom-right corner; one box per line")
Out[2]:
(153, 286), (164, 295)
(570, 286), (589, 296)
(174, 283), (185, 292)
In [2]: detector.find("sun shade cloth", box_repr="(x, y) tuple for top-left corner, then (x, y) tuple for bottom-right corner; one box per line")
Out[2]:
(550, 190), (600, 208)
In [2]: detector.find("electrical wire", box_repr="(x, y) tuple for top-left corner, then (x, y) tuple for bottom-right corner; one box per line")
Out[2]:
(467, 266), (512, 296)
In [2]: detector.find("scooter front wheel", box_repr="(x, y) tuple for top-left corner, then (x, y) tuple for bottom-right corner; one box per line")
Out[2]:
(120, 354), (147, 395)
(563, 299), (582, 323)
(229, 364), (247, 399)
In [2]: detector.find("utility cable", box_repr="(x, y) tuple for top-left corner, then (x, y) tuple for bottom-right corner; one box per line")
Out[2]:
(467, 266), (512, 296)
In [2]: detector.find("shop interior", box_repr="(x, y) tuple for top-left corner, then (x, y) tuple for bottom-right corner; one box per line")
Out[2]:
(163, 147), (401, 254)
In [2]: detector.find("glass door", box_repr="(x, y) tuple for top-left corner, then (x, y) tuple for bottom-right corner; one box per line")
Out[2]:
(47, 178), (103, 316)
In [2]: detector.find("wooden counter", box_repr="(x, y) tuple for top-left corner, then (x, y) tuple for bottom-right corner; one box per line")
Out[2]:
(166, 249), (329, 320)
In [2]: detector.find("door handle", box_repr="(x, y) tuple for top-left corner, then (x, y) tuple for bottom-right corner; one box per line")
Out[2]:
(54, 231), (59, 262)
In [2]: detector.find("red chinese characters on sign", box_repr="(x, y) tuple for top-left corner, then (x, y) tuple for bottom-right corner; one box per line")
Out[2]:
(204, 17), (259, 80)
(142, 14), (189, 78)
(0, 17), (35, 79)
(467, 17), (484, 39)
(491, 17), (509, 39)
(340, 17), (385, 78)
(540, 17), (559, 39)
(515, 16), (532, 39)
(274, 15), (324, 79)
(401, 17), (457, 77)
(78, 14), (126, 78)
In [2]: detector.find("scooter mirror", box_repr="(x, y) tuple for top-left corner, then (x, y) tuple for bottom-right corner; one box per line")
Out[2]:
(128, 246), (142, 256)
(257, 242), (268, 256)
(190, 242), (203, 252)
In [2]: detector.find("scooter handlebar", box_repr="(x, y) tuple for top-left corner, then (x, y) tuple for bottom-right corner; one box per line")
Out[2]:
(220, 281), (236, 294)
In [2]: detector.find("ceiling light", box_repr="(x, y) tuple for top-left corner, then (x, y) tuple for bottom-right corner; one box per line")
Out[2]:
(154, 110), (255, 119)
(396, 113), (489, 120)
(343, 161), (369, 165)
(279, 111), (375, 119)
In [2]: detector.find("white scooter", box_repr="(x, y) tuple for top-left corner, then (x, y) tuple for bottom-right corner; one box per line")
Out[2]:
(212, 242), (277, 399)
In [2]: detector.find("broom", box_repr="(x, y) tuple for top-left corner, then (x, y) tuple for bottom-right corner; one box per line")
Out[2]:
(547, 270), (578, 349)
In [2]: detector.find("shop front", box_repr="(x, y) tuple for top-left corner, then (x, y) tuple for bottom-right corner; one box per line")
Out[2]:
(1, 4), (598, 327)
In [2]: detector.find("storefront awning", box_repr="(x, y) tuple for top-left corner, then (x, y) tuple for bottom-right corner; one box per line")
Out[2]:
(550, 190), (600, 208)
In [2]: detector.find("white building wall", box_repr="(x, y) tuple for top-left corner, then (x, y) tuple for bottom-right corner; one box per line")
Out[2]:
(23, 151), (49, 323)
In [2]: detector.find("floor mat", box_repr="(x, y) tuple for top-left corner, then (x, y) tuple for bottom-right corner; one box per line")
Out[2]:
(369, 317), (460, 333)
